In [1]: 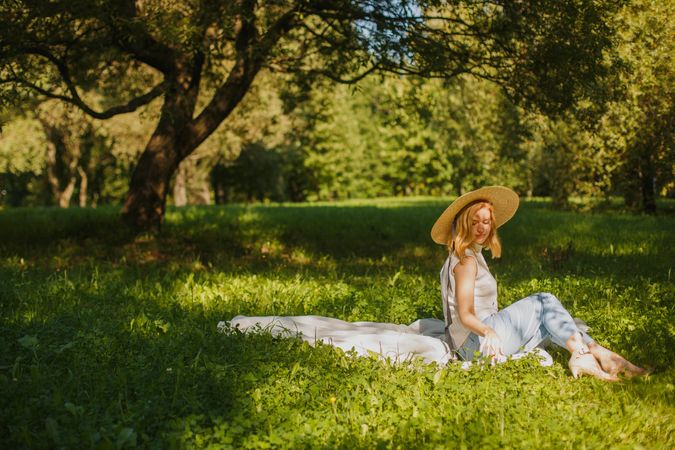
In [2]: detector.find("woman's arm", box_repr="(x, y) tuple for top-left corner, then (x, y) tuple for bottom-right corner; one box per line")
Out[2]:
(454, 257), (504, 357)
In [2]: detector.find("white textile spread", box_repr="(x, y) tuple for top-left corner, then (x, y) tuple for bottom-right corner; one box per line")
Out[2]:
(218, 315), (553, 368)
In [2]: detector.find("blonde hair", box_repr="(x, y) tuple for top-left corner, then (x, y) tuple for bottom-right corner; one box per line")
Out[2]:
(448, 201), (502, 260)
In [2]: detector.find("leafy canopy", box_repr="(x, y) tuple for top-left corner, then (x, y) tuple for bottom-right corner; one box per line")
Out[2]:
(1, 0), (622, 120)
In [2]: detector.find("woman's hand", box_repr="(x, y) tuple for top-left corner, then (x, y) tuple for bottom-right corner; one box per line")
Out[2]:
(480, 328), (504, 359)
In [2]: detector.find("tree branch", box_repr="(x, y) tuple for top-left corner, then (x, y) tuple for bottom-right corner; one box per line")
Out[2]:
(104, 0), (178, 74)
(310, 64), (380, 84)
(187, 4), (300, 147)
(2, 73), (166, 120)
(11, 44), (167, 118)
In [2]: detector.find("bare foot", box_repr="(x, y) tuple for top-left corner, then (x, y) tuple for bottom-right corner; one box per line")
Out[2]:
(568, 349), (619, 382)
(588, 343), (648, 378)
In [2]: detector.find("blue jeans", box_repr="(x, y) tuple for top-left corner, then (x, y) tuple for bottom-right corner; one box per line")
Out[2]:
(456, 292), (594, 361)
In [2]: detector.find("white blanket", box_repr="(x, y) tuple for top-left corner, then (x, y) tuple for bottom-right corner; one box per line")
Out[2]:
(218, 315), (553, 367)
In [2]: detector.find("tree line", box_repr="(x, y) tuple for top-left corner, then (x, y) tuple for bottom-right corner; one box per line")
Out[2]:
(0, 1), (672, 228)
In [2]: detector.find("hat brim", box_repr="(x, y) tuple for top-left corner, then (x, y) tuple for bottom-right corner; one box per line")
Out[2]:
(430, 186), (519, 245)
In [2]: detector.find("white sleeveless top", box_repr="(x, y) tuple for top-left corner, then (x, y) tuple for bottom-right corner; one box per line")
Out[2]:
(443, 246), (498, 348)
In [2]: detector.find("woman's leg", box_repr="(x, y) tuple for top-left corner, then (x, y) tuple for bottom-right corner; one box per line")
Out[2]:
(478, 292), (624, 380)
(456, 292), (576, 358)
(482, 292), (589, 356)
(457, 292), (638, 380)
(496, 292), (647, 376)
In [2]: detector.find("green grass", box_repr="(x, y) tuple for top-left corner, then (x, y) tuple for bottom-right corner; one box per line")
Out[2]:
(0, 197), (673, 449)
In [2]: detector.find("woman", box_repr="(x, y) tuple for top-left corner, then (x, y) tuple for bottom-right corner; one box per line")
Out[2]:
(430, 186), (647, 380)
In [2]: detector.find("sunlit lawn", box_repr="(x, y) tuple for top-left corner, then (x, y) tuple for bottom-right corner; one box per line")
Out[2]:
(0, 197), (673, 448)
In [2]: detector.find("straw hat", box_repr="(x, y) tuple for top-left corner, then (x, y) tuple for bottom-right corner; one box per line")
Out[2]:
(430, 186), (519, 245)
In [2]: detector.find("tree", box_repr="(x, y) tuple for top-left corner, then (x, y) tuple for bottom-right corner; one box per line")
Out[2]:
(34, 101), (116, 207)
(526, 0), (674, 211)
(0, 101), (116, 207)
(417, 76), (531, 195)
(602, 0), (674, 212)
(1, 0), (622, 231)
(0, 113), (46, 206)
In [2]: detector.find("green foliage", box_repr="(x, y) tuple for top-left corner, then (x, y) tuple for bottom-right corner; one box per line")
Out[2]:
(600, 0), (674, 210)
(524, 0), (674, 210)
(0, 0), (635, 228)
(0, 198), (673, 448)
(284, 75), (541, 201)
(0, 116), (46, 174)
(213, 143), (285, 203)
(1, 0), (671, 211)
(0, 101), (136, 207)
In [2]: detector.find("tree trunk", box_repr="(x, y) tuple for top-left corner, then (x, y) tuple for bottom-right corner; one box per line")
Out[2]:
(121, 87), (260, 229)
(194, 178), (212, 205)
(173, 162), (188, 207)
(120, 14), (268, 231)
(121, 128), (184, 232)
(210, 164), (228, 204)
(57, 178), (77, 208)
(121, 72), (199, 231)
(639, 151), (657, 214)
(623, 145), (657, 213)
(78, 166), (88, 207)
(454, 180), (463, 196)
(41, 120), (78, 208)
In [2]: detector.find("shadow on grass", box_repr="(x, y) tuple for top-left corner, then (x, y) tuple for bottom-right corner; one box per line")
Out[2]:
(0, 267), (458, 448)
(1, 200), (674, 447)
(2, 201), (672, 283)
(2, 285), (673, 448)
(0, 313), (312, 447)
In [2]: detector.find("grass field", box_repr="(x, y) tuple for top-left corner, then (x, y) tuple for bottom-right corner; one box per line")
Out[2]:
(1, 197), (673, 449)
